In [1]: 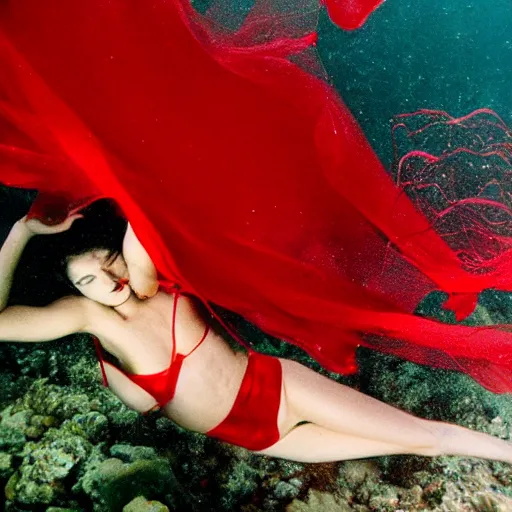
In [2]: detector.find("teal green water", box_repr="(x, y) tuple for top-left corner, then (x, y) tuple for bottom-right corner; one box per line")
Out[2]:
(318, 0), (512, 166)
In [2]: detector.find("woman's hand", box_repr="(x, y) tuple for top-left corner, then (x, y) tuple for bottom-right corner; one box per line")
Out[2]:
(19, 214), (84, 236)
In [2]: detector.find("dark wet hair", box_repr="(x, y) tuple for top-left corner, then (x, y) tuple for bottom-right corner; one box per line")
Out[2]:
(8, 199), (127, 306)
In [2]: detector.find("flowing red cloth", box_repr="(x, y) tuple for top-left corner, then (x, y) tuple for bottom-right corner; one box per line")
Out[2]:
(321, 0), (386, 29)
(1, 1), (511, 392)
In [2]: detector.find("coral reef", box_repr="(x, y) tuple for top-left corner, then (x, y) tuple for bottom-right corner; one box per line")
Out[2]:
(0, 323), (511, 511)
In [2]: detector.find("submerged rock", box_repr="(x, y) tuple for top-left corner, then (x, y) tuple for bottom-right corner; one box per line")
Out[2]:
(286, 489), (353, 512)
(46, 508), (82, 512)
(273, 480), (301, 500)
(64, 411), (109, 443)
(10, 430), (91, 505)
(110, 444), (159, 463)
(0, 451), (13, 479)
(0, 424), (25, 453)
(123, 496), (170, 512)
(78, 457), (180, 511)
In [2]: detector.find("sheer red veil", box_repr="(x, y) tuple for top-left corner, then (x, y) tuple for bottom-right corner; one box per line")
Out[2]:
(1, 0), (511, 392)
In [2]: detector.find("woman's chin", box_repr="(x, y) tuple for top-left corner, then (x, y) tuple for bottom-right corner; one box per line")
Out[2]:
(110, 289), (132, 307)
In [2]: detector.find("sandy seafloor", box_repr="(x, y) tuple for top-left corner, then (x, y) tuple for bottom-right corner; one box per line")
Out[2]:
(1, 1), (512, 510)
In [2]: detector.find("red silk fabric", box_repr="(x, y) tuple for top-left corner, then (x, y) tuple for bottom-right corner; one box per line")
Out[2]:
(1, 1), (511, 392)
(321, 0), (386, 29)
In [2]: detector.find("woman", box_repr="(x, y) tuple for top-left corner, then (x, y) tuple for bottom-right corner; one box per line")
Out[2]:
(1, 0), (512, 395)
(1, 210), (511, 464)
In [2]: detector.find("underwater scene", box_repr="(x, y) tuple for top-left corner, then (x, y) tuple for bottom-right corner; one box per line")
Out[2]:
(0, 0), (511, 510)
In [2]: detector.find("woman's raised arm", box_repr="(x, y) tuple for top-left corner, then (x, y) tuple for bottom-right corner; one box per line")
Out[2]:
(0, 296), (90, 343)
(122, 223), (159, 299)
(0, 219), (34, 312)
(0, 215), (84, 311)
(0, 214), (89, 343)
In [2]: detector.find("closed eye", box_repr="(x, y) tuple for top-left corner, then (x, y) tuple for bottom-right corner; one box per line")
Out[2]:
(76, 275), (95, 286)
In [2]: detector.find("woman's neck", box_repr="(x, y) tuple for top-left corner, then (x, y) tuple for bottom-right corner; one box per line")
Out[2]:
(113, 293), (140, 319)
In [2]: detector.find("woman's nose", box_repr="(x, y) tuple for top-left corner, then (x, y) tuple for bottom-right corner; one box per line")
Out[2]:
(102, 268), (120, 281)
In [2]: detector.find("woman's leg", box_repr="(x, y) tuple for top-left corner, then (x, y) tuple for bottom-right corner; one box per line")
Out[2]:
(260, 421), (512, 463)
(258, 423), (433, 463)
(269, 359), (512, 463)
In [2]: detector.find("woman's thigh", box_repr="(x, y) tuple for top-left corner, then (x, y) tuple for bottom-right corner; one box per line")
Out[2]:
(278, 358), (437, 448)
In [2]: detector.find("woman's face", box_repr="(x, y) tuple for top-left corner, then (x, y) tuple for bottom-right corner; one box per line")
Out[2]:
(66, 249), (131, 306)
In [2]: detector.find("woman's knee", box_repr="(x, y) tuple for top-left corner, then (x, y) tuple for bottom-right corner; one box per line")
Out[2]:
(410, 419), (443, 457)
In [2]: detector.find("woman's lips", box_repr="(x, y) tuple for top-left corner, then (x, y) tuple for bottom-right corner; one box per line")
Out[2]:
(113, 279), (129, 292)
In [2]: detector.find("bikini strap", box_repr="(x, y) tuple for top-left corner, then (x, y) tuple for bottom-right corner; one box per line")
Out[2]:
(170, 285), (210, 359)
(185, 324), (210, 357)
(163, 276), (248, 345)
(93, 336), (109, 387)
(170, 286), (180, 365)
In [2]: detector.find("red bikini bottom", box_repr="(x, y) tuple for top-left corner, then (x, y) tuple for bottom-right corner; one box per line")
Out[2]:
(207, 351), (282, 451)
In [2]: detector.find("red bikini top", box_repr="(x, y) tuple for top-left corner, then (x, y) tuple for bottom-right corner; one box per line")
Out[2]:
(94, 289), (210, 407)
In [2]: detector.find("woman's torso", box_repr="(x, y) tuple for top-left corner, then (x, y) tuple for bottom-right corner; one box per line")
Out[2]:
(84, 291), (249, 433)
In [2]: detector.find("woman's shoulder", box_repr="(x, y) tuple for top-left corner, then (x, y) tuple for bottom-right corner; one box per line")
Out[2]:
(54, 295), (111, 333)
(0, 295), (101, 343)
(53, 294), (97, 313)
